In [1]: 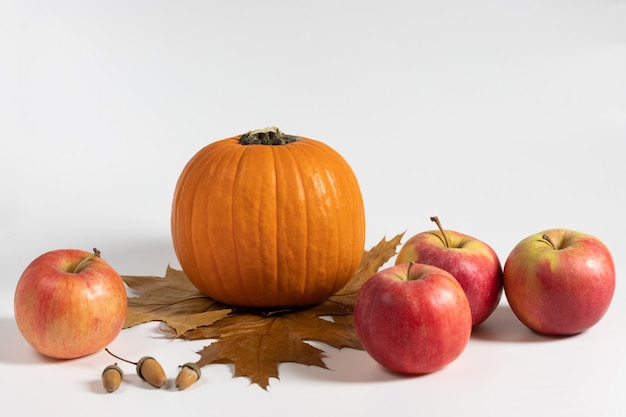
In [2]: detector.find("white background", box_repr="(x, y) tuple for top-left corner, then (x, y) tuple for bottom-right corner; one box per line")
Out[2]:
(1, 1), (625, 416)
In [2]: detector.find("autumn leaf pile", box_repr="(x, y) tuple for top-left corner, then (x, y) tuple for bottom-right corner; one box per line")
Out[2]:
(122, 233), (403, 390)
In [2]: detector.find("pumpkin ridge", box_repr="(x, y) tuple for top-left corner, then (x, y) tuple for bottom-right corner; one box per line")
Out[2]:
(231, 145), (272, 305)
(324, 144), (344, 292)
(300, 140), (365, 295)
(296, 141), (339, 303)
(229, 147), (250, 303)
(323, 145), (343, 294)
(329, 142), (365, 285)
(282, 143), (310, 306)
(301, 142), (329, 305)
(174, 142), (217, 291)
(197, 141), (241, 300)
(267, 146), (279, 307)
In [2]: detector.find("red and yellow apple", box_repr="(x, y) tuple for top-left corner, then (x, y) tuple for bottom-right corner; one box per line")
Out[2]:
(395, 217), (503, 327)
(354, 262), (472, 375)
(503, 229), (615, 336)
(14, 248), (127, 359)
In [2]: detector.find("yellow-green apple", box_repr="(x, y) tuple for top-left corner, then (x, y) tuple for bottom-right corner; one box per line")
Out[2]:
(395, 216), (503, 327)
(503, 229), (615, 336)
(14, 248), (127, 359)
(354, 262), (472, 374)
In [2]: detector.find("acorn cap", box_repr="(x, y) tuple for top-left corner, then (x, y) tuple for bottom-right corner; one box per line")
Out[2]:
(102, 363), (124, 377)
(176, 362), (202, 390)
(181, 362), (201, 377)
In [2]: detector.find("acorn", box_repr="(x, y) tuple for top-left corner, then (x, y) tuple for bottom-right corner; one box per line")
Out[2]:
(136, 356), (167, 388)
(175, 362), (201, 390)
(105, 348), (167, 389)
(102, 363), (123, 393)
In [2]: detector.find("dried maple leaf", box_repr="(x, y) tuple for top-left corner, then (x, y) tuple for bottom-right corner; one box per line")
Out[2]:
(122, 266), (232, 336)
(327, 231), (405, 310)
(120, 233), (404, 389)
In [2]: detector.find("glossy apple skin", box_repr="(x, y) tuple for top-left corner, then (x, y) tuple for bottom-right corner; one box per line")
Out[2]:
(354, 263), (472, 375)
(395, 230), (503, 328)
(14, 249), (127, 359)
(503, 229), (615, 336)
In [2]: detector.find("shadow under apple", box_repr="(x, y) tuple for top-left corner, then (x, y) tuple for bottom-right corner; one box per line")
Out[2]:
(280, 343), (429, 385)
(0, 316), (59, 364)
(471, 304), (574, 343)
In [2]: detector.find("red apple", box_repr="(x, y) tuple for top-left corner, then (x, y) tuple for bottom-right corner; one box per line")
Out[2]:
(354, 262), (472, 375)
(14, 248), (127, 359)
(503, 229), (615, 336)
(395, 216), (503, 327)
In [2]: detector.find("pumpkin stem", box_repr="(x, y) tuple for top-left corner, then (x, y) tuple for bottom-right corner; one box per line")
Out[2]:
(240, 127), (299, 145)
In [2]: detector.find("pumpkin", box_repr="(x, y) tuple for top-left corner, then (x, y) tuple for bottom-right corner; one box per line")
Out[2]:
(171, 127), (366, 308)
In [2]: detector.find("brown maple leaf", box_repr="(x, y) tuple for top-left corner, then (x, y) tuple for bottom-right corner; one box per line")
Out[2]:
(121, 233), (404, 389)
(185, 308), (354, 389)
(122, 266), (232, 337)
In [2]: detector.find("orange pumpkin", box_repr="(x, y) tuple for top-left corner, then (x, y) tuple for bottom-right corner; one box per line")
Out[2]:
(171, 127), (366, 308)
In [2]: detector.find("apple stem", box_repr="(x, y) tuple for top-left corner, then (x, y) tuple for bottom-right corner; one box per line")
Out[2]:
(71, 248), (102, 274)
(542, 234), (557, 250)
(105, 348), (138, 366)
(406, 262), (414, 279)
(430, 216), (450, 248)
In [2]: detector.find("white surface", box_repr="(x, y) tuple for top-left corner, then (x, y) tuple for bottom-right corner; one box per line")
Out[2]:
(2, 1), (625, 416)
